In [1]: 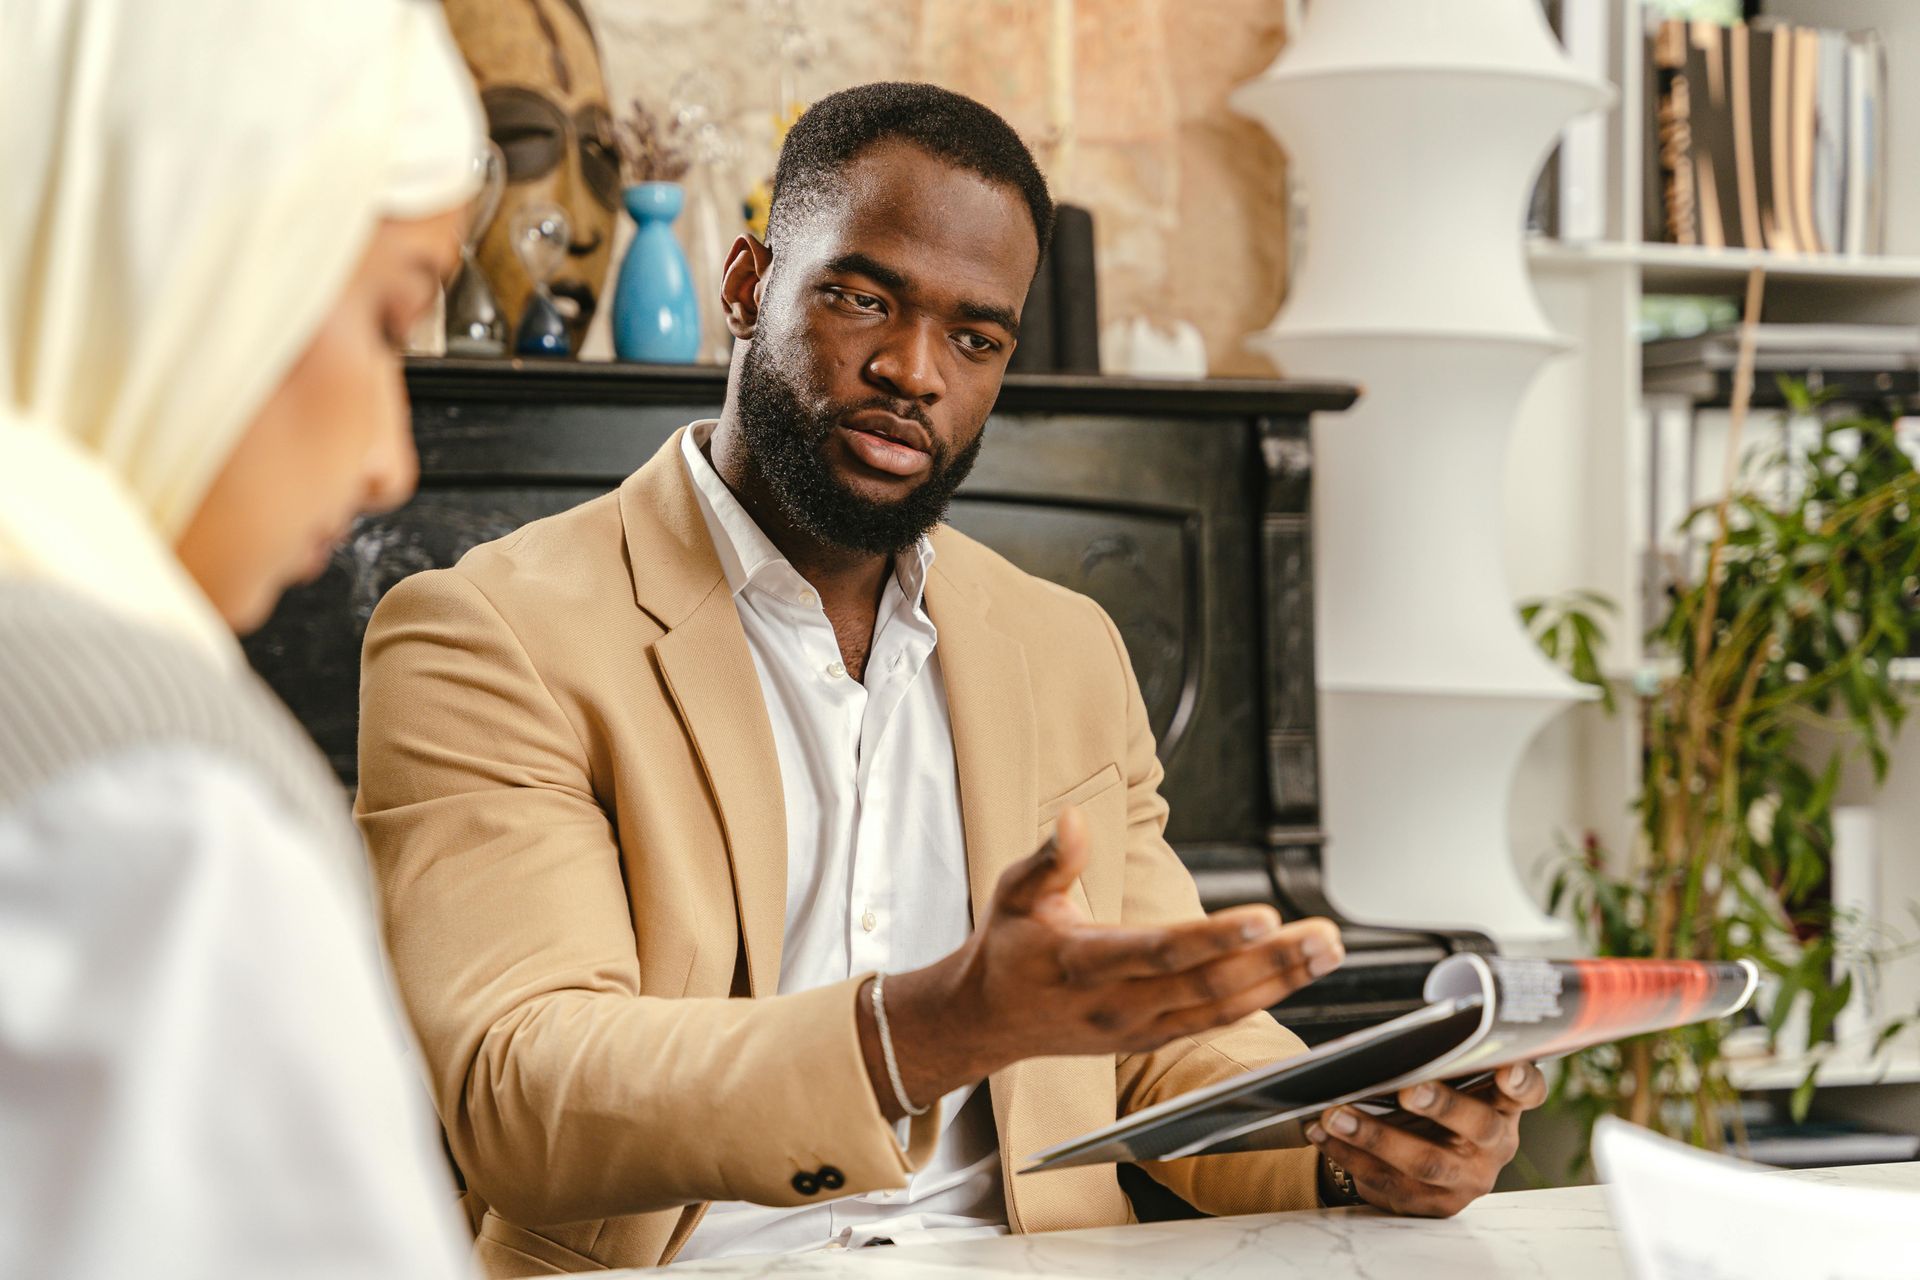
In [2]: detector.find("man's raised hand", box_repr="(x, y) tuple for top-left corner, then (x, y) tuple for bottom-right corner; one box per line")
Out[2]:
(863, 805), (1345, 1118)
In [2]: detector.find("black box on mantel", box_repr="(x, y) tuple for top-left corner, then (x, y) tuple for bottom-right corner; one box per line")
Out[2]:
(1009, 202), (1100, 375)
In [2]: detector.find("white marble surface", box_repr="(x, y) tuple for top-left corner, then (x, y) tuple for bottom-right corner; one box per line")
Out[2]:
(643, 1163), (1920, 1279)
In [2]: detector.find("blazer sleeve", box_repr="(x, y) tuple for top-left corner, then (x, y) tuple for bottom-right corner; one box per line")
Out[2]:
(355, 567), (938, 1228)
(1094, 605), (1325, 1216)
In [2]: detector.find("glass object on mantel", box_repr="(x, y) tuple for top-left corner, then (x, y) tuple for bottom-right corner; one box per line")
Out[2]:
(445, 141), (509, 358)
(612, 182), (699, 364)
(671, 72), (745, 364)
(512, 203), (573, 358)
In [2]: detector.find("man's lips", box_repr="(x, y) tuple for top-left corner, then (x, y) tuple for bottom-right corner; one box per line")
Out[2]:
(841, 408), (931, 454)
(838, 410), (933, 479)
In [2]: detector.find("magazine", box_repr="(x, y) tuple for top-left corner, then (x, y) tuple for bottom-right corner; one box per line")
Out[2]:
(1022, 955), (1760, 1174)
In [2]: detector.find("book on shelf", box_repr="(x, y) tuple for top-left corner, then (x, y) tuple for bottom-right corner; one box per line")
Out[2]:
(1642, 323), (1920, 368)
(1789, 26), (1822, 253)
(1645, 15), (1885, 256)
(1648, 19), (1697, 245)
(1021, 957), (1758, 1174)
(1748, 19), (1786, 252)
(1685, 21), (1740, 249)
(1640, 322), (1920, 400)
(1813, 28), (1848, 254)
(1737, 1122), (1920, 1169)
(1846, 30), (1888, 256)
(1644, 366), (1920, 403)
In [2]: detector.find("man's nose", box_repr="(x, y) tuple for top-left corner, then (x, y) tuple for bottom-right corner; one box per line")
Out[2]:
(866, 319), (945, 405)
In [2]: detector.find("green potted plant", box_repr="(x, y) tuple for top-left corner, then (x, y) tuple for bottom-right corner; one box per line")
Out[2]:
(1526, 286), (1920, 1166)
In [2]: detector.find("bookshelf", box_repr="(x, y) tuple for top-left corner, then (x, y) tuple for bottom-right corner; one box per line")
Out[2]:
(1729, 1041), (1920, 1091)
(1507, 0), (1920, 1095)
(1530, 238), (1920, 288)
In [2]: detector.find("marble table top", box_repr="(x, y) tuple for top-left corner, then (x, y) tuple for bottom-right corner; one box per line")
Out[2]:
(644, 1163), (1920, 1279)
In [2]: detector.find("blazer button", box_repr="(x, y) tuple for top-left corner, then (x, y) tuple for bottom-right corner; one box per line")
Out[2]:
(817, 1165), (846, 1191)
(791, 1171), (821, 1197)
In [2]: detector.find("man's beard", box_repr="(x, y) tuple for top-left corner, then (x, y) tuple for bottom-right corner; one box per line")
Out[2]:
(732, 336), (985, 557)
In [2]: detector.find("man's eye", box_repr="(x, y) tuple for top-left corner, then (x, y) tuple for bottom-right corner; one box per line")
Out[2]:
(956, 332), (998, 354)
(830, 288), (882, 312)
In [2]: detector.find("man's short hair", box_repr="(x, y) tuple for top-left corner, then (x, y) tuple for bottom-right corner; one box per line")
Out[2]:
(768, 82), (1055, 264)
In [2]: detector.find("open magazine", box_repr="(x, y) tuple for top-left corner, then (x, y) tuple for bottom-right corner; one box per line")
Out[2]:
(1022, 954), (1760, 1174)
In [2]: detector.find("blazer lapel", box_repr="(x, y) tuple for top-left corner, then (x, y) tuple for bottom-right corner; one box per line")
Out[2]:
(622, 431), (788, 997)
(926, 543), (1053, 1229)
(925, 553), (1037, 929)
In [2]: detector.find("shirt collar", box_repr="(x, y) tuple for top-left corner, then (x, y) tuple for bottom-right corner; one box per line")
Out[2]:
(680, 420), (936, 612)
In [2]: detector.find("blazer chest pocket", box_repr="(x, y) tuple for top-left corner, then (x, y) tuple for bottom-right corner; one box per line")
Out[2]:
(1038, 763), (1125, 920)
(1037, 762), (1123, 829)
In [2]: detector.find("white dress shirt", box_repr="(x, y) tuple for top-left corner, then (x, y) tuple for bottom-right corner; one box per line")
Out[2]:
(672, 421), (1006, 1263)
(0, 747), (471, 1280)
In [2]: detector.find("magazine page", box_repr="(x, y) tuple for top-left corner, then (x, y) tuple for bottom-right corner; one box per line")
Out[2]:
(1022, 956), (1758, 1173)
(1022, 996), (1491, 1171)
(1414, 955), (1761, 1081)
(1178, 955), (1762, 1162)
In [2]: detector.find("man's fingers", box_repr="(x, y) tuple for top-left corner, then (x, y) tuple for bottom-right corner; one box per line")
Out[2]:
(1131, 919), (1344, 1012)
(1060, 917), (1345, 1048)
(1312, 1106), (1470, 1193)
(1307, 1129), (1452, 1218)
(1055, 906), (1283, 982)
(1137, 963), (1311, 1044)
(1395, 1081), (1512, 1151)
(995, 806), (1092, 914)
(1493, 1061), (1548, 1111)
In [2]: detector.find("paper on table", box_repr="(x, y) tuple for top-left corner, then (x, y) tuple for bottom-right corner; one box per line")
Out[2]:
(1593, 1116), (1920, 1279)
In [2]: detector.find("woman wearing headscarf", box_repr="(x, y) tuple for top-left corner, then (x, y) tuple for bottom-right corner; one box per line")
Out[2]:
(0, 2), (485, 1275)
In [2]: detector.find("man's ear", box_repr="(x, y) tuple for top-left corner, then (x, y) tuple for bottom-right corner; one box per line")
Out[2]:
(721, 234), (773, 340)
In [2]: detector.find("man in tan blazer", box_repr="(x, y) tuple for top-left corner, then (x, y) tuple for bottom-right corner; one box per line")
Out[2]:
(357, 83), (1546, 1276)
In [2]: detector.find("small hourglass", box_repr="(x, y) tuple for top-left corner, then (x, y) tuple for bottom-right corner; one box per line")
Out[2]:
(512, 202), (573, 358)
(445, 142), (508, 357)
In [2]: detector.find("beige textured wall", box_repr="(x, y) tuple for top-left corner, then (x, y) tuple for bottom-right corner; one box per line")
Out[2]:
(580, 0), (1290, 375)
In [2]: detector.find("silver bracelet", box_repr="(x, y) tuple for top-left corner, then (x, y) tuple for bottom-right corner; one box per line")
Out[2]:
(870, 973), (930, 1117)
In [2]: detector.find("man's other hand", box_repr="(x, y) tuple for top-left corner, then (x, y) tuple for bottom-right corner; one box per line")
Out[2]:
(866, 805), (1344, 1117)
(1307, 1062), (1549, 1217)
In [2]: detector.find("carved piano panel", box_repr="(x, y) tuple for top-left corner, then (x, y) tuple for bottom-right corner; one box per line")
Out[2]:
(247, 486), (605, 785)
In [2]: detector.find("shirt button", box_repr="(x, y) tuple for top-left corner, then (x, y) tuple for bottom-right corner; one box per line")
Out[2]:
(861, 910), (877, 932)
(799, 589), (818, 608)
(826, 660), (846, 679)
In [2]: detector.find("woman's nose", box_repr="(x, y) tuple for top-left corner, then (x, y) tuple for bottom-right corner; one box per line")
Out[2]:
(362, 402), (420, 516)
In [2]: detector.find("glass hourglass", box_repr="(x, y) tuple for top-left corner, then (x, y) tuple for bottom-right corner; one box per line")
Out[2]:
(512, 202), (573, 358)
(671, 71), (743, 364)
(444, 141), (508, 357)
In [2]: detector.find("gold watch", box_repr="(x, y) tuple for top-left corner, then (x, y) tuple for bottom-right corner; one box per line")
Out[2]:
(1319, 1152), (1365, 1206)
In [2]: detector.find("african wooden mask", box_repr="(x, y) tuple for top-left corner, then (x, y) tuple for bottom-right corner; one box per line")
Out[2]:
(442, 0), (618, 352)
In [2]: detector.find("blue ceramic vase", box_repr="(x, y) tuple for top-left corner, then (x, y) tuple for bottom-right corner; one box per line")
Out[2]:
(612, 182), (701, 363)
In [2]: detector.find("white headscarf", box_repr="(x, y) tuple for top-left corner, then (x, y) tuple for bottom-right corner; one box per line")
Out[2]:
(0, 0), (483, 659)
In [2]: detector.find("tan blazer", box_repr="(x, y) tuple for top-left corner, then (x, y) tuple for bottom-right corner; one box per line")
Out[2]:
(356, 429), (1319, 1276)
